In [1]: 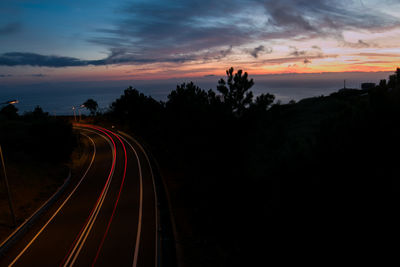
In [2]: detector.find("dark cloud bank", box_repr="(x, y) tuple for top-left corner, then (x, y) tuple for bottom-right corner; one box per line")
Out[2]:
(0, 0), (399, 68)
(91, 0), (398, 63)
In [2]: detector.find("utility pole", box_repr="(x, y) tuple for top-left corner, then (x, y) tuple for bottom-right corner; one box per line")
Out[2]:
(78, 109), (82, 122)
(344, 80), (346, 89)
(72, 106), (77, 122)
(0, 145), (17, 227)
(79, 105), (85, 122)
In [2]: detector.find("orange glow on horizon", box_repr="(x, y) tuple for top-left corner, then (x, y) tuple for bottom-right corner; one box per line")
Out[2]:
(1, 43), (399, 83)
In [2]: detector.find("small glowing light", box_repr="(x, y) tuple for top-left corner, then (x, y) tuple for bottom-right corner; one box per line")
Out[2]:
(8, 100), (18, 105)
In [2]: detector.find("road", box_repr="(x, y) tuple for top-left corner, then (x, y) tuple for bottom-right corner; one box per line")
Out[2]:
(0, 124), (158, 267)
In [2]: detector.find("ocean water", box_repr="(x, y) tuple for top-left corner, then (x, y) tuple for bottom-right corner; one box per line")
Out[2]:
(1, 88), (126, 116)
(0, 85), (338, 115)
(0, 71), (390, 115)
(0, 82), (167, 115)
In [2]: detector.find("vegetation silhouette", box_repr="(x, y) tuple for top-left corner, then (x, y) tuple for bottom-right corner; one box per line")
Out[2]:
(217, 67), (254, 116)
(3, 67), (396, 265)
(0, 105), (74, 234)
(25, 105), (49, 119)
(83, 99), (98, 116)
(0, 105), (75, 163)
(102, 67), (400, 265)
(0, 104), (19, 120)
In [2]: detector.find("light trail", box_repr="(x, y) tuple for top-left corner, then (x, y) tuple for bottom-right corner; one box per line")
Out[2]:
(90, 126), (128, 266)
(9, 132), (97, 267)
(117, 131), (158, 267)
(115, 133), (144, 267)
(7, 124), (158, 267)
(61, 126), (117, 267)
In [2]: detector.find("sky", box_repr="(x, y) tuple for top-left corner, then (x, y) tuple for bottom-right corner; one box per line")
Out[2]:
(0, 0), (400, 112)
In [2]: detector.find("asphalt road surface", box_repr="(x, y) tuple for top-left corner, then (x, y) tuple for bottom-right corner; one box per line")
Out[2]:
(0, 124), (158, 267)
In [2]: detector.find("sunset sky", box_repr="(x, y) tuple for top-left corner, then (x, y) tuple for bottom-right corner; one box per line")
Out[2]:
(1, 0), (399, 85)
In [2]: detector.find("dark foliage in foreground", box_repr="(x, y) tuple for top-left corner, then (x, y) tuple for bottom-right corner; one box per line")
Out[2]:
(0, 105), (75, 164)
(104, 68), (400, 265)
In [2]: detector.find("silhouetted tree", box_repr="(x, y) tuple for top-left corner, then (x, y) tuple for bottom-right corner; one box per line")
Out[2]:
(110, 86), (162, 119)
(83, 99), (98, 115)
(251, 93), (275, 112)
(217, 67), (254, 116)
(32, 106), (48, 118)
(379, 79), (387, 87)
(102, 67), (400, 267)
(165, 82), (225, 162)
(109, 86), (164, 142)
(166, 82), (219, 116)
(387, 68), (400, 90)
(395, 68), (400, 85)
(0, 104), (18, 120)
(0, 105), (75, 164)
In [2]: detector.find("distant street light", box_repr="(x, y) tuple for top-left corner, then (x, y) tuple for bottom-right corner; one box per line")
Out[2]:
(0, 99), (19, 106)
(72, 104), (85, 122)
(7, 100), (19, 105)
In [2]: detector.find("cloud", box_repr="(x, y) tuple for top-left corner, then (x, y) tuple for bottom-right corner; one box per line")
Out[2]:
(0, 22), (21, 35)
(90, 0), (253, 59)
(261, 0), (400, 39)
(0, 45), (335, 68)
(0, 73), (47, 78)
(0, 51), (152, 67)
(201, 46), (234, 61)
(0, 52), (107, 67)
(288, 46), (325, 62)
(350, 60), (393, 65)
(357, 53), (400, 57)
(86, 0), (400, 67)
(0, 47), (235, 68)
(266, 2), (318, 32)
(342, 40), (377, 48)
(262, 54), (337, 65)
(288, 47), (307, 57)
(2, 1), (400, 68)
(248, 45), (273, 58)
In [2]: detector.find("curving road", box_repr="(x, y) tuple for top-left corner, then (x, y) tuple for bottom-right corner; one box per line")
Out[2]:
(0, 124), (158, 267)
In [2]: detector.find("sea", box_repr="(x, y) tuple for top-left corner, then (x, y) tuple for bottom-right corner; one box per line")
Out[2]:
(0, 71), (391, 115)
